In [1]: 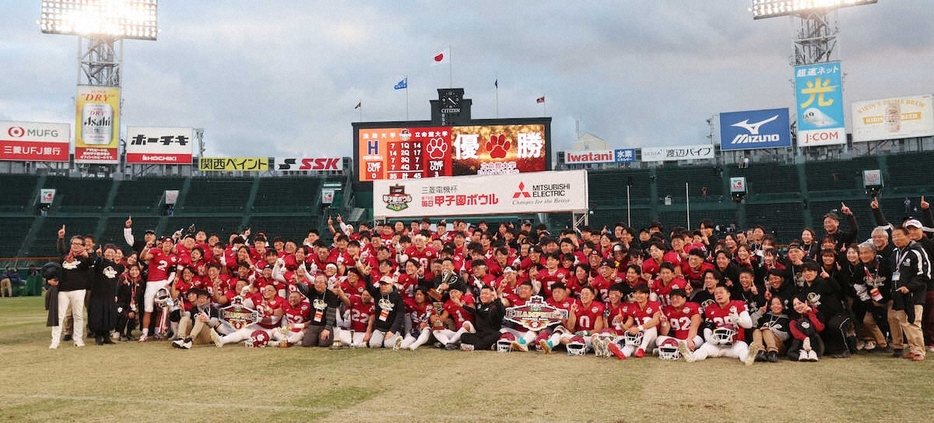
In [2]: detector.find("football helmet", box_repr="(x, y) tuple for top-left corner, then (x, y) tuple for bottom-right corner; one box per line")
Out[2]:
(496, 333), (516, 353)
(623, 330), (644, 347)
(154, 288), (171, 308)
(566, 336), (588, 356)
(712, 326), (736, 346)
(657, 337), (681, 360)
(246, 330), (270, 348)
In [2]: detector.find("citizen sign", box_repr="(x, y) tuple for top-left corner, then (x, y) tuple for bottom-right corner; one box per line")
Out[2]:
(277, 158), (341, 171)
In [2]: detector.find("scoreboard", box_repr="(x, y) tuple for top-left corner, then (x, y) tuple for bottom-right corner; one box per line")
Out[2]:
(356, 123), (548, 182)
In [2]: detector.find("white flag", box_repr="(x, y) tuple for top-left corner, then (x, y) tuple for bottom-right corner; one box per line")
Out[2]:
(431, 48), (450, 66)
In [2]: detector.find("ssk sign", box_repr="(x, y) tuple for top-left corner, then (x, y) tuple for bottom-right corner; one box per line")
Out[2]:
(125, 127), (194, 164)
(276, 157), (342, 171)
(719, 108), (791, 151)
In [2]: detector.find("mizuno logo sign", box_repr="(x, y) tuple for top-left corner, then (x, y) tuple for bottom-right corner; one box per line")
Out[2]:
(731, 115), (778, 135)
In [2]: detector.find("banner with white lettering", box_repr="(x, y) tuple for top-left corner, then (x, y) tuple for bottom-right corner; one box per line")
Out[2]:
(0, 121), (70, 162)
(276, 157), (343, 171)
(719, 108), (791, 151)
(641, 144), (715, 162)
(125, 127), (194, 164)
(373, 170), (588, 219)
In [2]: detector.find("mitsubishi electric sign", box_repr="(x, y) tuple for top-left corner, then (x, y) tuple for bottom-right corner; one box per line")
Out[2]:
(719, 108), (791, 151)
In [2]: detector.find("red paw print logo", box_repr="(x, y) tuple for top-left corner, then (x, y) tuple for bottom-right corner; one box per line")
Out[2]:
(426, 137), (448, 159)
(485, 134), (510, 159)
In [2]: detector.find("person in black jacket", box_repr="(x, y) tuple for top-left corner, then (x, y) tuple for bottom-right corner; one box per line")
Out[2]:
(88, 245), (123, 345)
(459, 285), (506, 351)
(172, 288), (221, 349)
(365, 275), (406, 349)
(115, 263), (144, 341)
(48, 234), (93, 349)
(302, 273), (349, 348)
(854, 242), (891, 353)
(799, 261), (853, 357)
(890, 226), (930, 361)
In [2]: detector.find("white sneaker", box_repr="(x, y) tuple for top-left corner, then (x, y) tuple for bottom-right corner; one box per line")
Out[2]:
(392, 337), (403, 351)
(138, 334), (148, 343)
(49, 342), (59, 350)
(408, 344), (418, 351)
(460, 343), (475, 351)
(808, 350), (819, 362)
(591, 337), (604, 357)
(172, 339), (185, 349)
(799, 349), (809, 361)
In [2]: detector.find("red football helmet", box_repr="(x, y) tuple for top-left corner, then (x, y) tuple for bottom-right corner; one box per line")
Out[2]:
(246, 330), (270, 348)
(657, 337), (681, 360)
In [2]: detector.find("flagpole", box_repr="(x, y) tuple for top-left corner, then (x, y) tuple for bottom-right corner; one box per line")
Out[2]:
(448, 45), (453, 88)
(358, 100), (362, 122)
(543, 98), (546, 117)
(405, 75), (409, 121)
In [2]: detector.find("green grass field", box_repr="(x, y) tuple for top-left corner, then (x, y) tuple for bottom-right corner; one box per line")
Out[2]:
(1, 295), (933, 422)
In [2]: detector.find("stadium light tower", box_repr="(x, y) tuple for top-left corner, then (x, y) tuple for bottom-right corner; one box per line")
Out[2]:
(40, 0), (158, 87)
(750, 0), (876, 65)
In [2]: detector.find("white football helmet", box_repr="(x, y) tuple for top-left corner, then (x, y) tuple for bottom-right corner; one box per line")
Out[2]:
(154, 288), (171, 308)
(496, 333), (516, 353)
(246, 329), (270, 348)
(656, 337), (681, 360)
(712, 326), (736, 346)
(623, 330), (644, 347)
(566, 336), (587, 356)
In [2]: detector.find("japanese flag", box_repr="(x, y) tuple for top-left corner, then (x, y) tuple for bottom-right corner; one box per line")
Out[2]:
(431, 48), (450, 66)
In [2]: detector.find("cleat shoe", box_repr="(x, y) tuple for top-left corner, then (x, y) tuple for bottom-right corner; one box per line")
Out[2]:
(677, 341), (694, 363)
(138, 334), (148, 343)
(539, 339), (552, 354)
(591, 337), (604, 357)
(745, 343), (761, 366)
(444, 342), (460, 351)
(331, 340), (343, 350)
(49, 342), (59, 350)
(209, 330), (222, 348)
(511, 340), (528, 352)
(460, 343), (475, 351)
(393, 337), (403, 351)
(634, 348), (645, 358)
(434, 341), (445, 349)
(607, 342), (627, 360)
(63, 335), (73, 342)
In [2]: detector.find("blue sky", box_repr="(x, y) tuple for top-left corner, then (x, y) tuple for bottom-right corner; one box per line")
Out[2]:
(1, 0), (931, 158)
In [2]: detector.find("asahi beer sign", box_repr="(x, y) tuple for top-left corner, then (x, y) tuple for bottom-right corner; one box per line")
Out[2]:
(75, 85), (120, 163)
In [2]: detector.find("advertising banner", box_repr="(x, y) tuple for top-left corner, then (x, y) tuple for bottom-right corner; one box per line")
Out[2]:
(358, 124), (547, 182)
(852, 94), (934, 142)
(795, 62), (846, 146)
(0, 121), (70, 162)
(198, 157), (269, 172)
(276, 157), (342, 171)
(373, 169), (588, 219)
(563, 148), (636, 164)
(641, 144), (715, 162)
(125, 126), (193, 164)
(75, 85), (120, 163)
(719, 108), (791, 151)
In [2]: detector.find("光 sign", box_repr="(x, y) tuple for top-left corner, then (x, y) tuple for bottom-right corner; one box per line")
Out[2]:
(719, 108), (790, 151)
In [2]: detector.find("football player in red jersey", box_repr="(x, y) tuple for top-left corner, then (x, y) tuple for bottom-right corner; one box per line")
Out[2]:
(270, 290), (311, 348)
(210, 284), (285, 347)
(558, 286), (604, 353)
(403, 234), (438, 270)
(679, 284), (756, 365)
(400, 287), (434, 350)
(610, 284), (661, 359)
(681, 247), (714, 291)
(538, 282), (580, 353)
(657, 288), (703, 357)
(430, 282), (476, 349)
(336, 290), (374, 348)
(139, 237), (179, 342)
(534, 252), (569, 298)
(651, 262), (689, 307)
